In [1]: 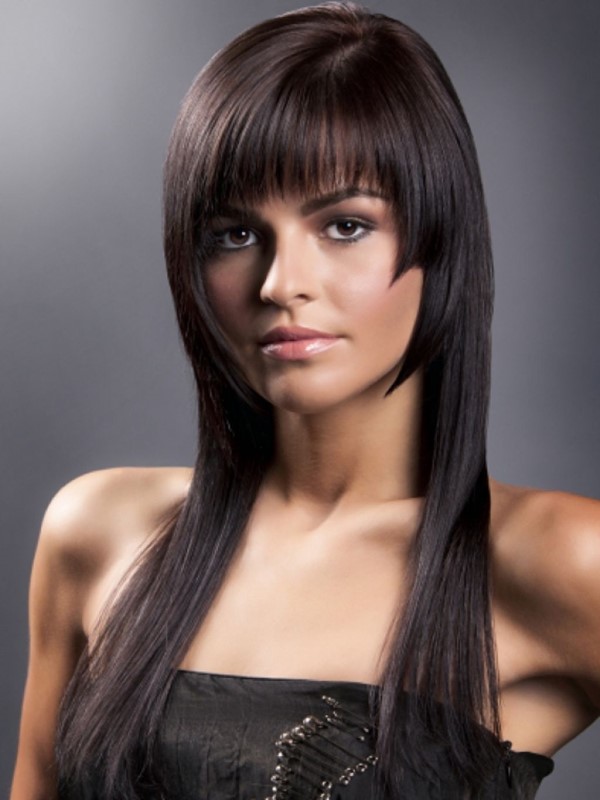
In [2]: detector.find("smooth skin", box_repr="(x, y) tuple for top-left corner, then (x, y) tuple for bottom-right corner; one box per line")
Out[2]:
(11, 191), (600, 799)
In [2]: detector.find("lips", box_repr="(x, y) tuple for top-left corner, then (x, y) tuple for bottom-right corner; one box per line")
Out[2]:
(258, 326), (337, 345)
(258, 326), (341, 361)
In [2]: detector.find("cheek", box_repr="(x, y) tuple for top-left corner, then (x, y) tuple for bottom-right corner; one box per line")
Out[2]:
(333, 266), (423, 340)
(386, 268), (423, 330)
(203, 268), (250, 340)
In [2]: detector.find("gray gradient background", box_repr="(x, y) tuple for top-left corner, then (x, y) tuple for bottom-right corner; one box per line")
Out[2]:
(1, 0), (598, 796)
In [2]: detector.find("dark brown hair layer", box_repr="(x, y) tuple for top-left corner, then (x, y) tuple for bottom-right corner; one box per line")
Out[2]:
(57, 3), (499, 797)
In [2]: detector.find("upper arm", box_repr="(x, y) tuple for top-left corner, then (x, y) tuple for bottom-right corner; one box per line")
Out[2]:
(514, 490), (600, 711)
(546, 494), (600, 709)
(10, 466), (190, 800)
(10, 471), (116, 799)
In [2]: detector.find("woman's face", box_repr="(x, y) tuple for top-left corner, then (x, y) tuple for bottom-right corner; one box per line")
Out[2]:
(202, 188), (423, 414)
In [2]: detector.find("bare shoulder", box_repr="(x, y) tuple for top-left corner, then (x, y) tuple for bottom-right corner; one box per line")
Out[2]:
(39, 465), (193, 578)
(490, 478), (600, 601)
(490, 478), (600, 704)
(37, 465), (193, 639)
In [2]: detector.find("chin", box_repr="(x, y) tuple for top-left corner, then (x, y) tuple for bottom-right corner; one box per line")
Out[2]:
(258, 379), (365, 416)
(248, 361), (406, 415)
(270, 396), (342, 415)
(242, 354), (408, 414)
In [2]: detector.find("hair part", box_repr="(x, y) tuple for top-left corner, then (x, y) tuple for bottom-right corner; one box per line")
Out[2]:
(57, 4), (498, 797)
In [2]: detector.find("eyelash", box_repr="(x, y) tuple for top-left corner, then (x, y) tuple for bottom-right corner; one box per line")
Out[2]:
(209, 217), (375, 252)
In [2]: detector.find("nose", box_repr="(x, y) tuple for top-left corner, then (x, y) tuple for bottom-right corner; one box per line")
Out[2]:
(259, 228), (319, 307)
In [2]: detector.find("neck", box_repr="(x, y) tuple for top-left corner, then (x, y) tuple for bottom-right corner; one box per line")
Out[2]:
(264, 367), (424, 514)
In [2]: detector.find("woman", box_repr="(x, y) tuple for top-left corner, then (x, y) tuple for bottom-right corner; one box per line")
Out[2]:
(10, 3), (600, 798)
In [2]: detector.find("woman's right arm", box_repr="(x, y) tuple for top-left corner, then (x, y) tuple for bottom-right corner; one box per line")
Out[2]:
(10, 475), (103, 800)
(10, 466), (190, 799)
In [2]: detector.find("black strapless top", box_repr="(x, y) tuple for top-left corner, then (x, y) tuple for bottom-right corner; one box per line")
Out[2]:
(62, 670), (554, 798)
(152, 670), (554, 799)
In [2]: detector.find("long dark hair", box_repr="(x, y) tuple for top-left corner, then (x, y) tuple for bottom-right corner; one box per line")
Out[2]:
(57, 3), (498, 796)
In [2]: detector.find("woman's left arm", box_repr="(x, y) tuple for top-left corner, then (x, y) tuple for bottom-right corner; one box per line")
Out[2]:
(532, 491), (600, 714)
(561, 496), (600, 712)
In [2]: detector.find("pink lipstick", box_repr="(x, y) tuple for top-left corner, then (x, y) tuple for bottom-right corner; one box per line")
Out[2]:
(258, 326), (340, 361)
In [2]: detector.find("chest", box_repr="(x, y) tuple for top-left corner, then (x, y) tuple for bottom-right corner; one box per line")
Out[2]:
(179, 522), (407, 683)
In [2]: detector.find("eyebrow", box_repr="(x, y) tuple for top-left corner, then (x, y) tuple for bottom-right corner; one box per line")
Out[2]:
(299, 187), (385, 214)
(212, 187), (385, 223)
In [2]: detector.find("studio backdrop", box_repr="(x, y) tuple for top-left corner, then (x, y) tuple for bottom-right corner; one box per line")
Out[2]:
(1, 1), (598, 797)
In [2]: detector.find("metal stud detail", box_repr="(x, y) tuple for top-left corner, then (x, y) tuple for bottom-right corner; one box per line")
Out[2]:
(263, 695), (378, 800)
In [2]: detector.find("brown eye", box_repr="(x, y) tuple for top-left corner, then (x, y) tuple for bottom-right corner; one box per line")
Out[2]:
(216, 226), (258, 250)
(336, 221), (359, 236)
(324, 218), (372, 242)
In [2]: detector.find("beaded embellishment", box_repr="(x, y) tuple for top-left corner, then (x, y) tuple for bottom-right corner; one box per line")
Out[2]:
(264, 694), (378, 800)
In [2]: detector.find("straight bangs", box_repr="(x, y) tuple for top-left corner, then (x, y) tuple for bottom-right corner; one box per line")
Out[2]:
(177, 20), (452, 281)
(197, 65), (406, 245)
